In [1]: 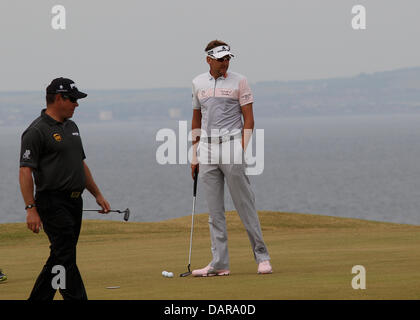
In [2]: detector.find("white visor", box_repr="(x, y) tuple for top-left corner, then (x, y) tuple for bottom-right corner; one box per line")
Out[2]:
(206, 45), (235, 59)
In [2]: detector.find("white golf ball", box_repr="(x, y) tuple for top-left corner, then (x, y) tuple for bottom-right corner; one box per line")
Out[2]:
(167, 272), (174, 278)
(162, 271), (168, 277)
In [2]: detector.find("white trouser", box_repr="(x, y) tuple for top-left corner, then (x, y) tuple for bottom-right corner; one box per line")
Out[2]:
(198, 139), (270, 270)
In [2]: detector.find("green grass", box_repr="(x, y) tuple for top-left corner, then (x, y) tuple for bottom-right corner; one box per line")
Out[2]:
(0, 211), (420, 300)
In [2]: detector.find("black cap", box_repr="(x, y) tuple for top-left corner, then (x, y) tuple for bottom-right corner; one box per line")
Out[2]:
(46, 77), (88, 99)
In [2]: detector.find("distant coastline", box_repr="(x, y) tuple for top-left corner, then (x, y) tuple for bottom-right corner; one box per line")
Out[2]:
(1, 66), (420, 126)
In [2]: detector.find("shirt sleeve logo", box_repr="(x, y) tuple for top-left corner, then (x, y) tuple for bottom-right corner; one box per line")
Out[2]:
(53, 133), (63, 142)
(22, 150), (31, 160)
(199, 90), (206, 98)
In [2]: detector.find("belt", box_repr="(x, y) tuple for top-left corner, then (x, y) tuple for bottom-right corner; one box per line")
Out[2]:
(37, 190), (83, 199)
(69, 191), (82, 198)
(206, 134), (241, 144)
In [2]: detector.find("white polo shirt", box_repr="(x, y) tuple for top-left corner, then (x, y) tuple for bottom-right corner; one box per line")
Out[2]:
(192, 71), (253, 137)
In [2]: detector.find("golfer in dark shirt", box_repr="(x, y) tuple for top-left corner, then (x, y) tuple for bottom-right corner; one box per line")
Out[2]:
(19, 77), (111, 300)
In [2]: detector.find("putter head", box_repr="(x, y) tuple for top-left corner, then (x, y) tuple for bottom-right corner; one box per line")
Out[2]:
(180, 271), (192, 277)
(123, 208), (130, 222)
(180, 264), (192, 277)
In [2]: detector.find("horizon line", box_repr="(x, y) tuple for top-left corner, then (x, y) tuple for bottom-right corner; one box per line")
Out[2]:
(1, 65), (419, 94)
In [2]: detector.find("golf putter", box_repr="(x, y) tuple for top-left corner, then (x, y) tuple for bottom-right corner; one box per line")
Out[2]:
(83, 208), (130, 221)
(180, 167), (198, 277)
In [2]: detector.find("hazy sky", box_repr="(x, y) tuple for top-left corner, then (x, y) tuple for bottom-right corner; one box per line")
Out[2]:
(1, 0), (419, 91)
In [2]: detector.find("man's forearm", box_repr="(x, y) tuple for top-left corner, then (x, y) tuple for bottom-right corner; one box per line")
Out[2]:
(83, 162), (102, 198)
(192, 126), (201, 163)
(20, 166), (42, 233)
(83, 161), (111, 212)
(19, 167), (35, 205)
(241, 103), (254, 151)
(242, 119), (254, 150)
(191, 110), (202, 165)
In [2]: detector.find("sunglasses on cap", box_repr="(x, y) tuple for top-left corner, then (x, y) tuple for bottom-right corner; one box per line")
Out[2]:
(61, 94), (78, 103)
(215, 56), (231, 62)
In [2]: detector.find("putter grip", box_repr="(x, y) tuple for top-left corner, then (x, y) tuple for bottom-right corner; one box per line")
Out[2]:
(193, 167), (198, 197)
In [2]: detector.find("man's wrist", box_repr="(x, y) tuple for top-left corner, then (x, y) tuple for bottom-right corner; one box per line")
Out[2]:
(25, 204), (36, 210)
(94, 192), (103, 200)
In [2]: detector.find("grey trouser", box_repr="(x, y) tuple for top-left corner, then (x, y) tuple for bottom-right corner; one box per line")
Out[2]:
(199, 139), (270, 270)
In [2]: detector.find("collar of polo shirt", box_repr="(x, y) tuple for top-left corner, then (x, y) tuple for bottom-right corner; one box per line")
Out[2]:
(41, 109), (66, 126)
(208, 72), (227, 81)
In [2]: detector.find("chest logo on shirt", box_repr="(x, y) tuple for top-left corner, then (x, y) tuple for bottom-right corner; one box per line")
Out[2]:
(220, 89), (233, 96)
(53, 133), (62, 142)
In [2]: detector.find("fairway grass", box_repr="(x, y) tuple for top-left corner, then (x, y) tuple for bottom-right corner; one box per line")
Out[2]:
(0, 211), (419, 300)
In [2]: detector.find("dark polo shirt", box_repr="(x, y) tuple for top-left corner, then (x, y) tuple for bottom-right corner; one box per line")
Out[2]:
(20, 109), (86, 193)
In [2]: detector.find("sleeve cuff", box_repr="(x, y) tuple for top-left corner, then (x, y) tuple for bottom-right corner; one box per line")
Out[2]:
(20, 162), (37, 169)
